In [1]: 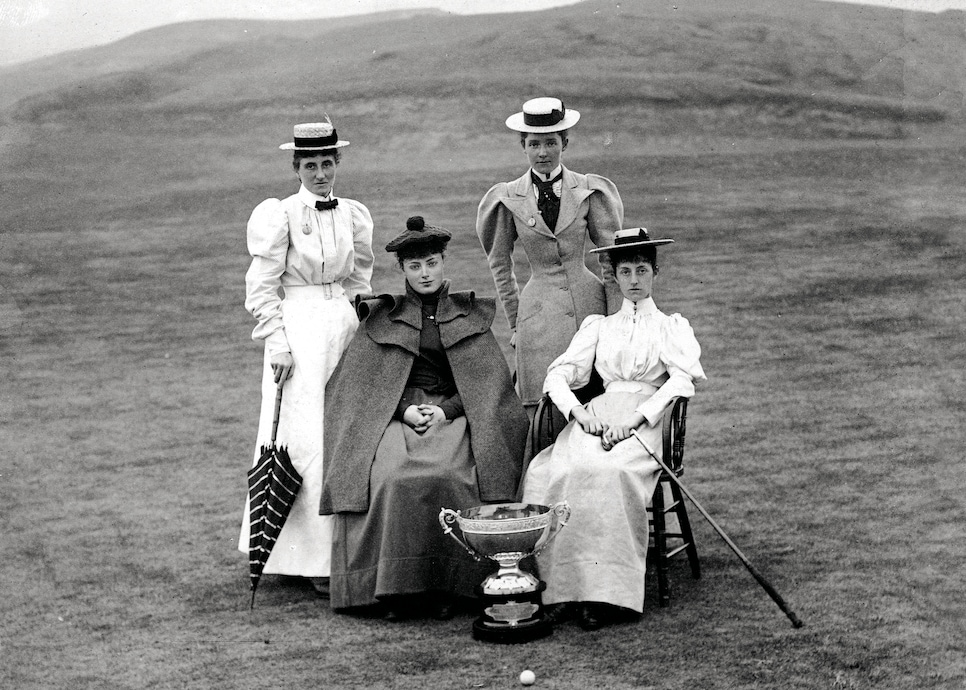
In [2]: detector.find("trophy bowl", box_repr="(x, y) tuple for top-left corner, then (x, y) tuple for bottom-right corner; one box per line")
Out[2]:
(439, 502), (570, 643)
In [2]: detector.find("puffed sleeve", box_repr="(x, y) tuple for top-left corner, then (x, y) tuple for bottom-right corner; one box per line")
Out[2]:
(341, 199), (374, 300)
(543, 314), (605, 418)
(244, 198), (291, 357)
(476, 184), (522, 331)
(584, 174), (624, 315)
(636, 314), (707, 425)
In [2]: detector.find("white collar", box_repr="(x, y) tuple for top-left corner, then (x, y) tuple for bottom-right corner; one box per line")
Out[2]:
(530, 165), (563, 183)
(298, 185), (335, 207)
(620, 296), (658, 316)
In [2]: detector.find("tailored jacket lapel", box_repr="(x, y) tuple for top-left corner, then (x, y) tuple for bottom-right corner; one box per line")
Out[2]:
(502, 172), (554, 238)
(555, 167), (594, 234)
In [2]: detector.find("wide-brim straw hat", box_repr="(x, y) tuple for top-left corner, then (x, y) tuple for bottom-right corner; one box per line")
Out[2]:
(505, 97), (580, 133)
(279, 121), (350, 150)
(589, 228), (675, 253)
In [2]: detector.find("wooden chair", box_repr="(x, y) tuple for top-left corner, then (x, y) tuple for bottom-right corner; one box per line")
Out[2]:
(529, 394), (700, 607)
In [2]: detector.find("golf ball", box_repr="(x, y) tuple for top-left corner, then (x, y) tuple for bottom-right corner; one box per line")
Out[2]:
(519, 669), (536, 686)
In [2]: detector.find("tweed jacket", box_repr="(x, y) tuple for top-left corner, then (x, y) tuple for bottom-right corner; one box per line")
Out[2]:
(320, 283), (528, 514)
(476, 166), (624, 404)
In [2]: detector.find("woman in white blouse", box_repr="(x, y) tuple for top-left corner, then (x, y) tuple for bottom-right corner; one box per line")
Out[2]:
(238, 120), (374, 596)
(522, 228), (706, 630)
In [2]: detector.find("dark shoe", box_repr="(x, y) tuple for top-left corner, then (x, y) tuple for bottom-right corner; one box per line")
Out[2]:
(431, 598), (457, 621)
(576, 603), (604, 631)
(543, 603), (573, 625)
(382, 595), (413, 621)
(308, 577), (330, 598)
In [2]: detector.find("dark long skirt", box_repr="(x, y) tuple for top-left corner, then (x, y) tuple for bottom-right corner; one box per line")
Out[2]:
(330, 390), (493, 611)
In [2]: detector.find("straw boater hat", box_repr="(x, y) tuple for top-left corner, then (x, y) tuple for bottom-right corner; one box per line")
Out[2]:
(385, 216), (452, 254)
(589, 228), (675, 254)
(505, 97), (581, 133)
(279, 120), (350, 150)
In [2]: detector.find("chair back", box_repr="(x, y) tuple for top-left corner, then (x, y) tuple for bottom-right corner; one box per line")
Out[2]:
(661, 397), (688, 475)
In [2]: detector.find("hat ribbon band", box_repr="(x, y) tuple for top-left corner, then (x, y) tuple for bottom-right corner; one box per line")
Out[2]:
(293, 130), (339, 147)
(523, 106), (566, 127)
(615, 234), (649, 245)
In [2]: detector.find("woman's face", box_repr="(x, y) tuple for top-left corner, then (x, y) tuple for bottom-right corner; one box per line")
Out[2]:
(296, 153), (339, 197)
(402, 253), (445, 295)
(523, 133), (565, 176)
(615, 259), (654, 303)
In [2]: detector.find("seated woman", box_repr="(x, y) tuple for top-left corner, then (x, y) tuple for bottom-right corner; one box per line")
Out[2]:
(522, 228), (706, 631)
(320, 216), (529, 620)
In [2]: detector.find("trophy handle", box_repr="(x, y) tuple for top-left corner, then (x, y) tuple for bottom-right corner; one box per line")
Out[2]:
(438, 508), (484, 561)
(531, 501), (571, 556)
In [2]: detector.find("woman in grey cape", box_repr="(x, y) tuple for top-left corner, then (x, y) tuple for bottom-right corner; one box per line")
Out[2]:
(321, 216), (528, 620)
(476, 97), (624, 413)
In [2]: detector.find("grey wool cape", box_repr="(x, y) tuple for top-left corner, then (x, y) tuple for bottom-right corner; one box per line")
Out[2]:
(319, 284), (528, 515)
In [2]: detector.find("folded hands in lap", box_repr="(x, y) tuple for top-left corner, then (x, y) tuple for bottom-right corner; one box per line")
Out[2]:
(402, 404), (446, 434)
(571, 407), (646, 451)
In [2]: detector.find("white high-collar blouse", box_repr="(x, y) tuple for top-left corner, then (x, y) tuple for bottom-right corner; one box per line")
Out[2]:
(543, 296), (707, 425)
(244, 185), (374, 355)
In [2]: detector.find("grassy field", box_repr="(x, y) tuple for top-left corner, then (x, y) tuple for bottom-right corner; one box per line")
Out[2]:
(2, 1), (965, 688)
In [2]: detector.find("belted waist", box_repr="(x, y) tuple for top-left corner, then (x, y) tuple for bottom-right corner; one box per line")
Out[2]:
(283, 283), (345, 301)
(604, 380), (659, 396)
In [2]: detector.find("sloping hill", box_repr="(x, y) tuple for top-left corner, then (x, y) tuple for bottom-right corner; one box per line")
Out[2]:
(4, 0), (963, 134)
(0, 0), (963, 236)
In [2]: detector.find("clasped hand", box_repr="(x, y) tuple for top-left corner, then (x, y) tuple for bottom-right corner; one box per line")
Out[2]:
(571, 407), (646, 451)
(402, 404), (446, 433)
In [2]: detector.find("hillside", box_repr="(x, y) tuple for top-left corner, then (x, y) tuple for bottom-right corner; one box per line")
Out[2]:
(3, 0), (963, 133)
(0, 0), (963, 235)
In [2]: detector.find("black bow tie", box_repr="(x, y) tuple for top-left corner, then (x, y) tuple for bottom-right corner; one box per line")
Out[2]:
(315, 198), (338, 211)
(531, 171), (562, 230)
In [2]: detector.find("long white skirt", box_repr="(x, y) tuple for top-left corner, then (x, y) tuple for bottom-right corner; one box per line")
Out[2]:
(522, 388), (663, 613)
(237, 285), (358, 577)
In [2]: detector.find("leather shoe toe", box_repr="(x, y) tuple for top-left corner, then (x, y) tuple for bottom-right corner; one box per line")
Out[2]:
(577, 604), (603, 631)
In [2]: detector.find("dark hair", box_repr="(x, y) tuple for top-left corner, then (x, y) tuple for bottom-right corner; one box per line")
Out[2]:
(519, 130), (569, 149)
(292, 148), (341, 171)
(396, 240), (448, 265)
(607, 246), (659, 274)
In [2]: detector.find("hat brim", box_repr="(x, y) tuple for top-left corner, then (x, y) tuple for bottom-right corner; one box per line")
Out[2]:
(279, 140), (351, 150)
(589, 238), (675, 254)
(505, 110), (580, 133)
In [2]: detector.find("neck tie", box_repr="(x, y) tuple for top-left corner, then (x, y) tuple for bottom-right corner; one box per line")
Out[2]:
(315, 198), (338, 211)
(531, 171), (562, 230)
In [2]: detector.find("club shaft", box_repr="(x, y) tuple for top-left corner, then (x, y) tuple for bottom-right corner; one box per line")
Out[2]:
(631, 431), (804, 628)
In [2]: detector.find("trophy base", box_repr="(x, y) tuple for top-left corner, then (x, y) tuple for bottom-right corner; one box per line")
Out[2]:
(472, 616), (552, 644)
(472, 584), (552, 644)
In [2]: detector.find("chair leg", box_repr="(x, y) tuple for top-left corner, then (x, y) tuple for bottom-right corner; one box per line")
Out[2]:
(670, 480), (701, 580)
(651, 475), (670, 607)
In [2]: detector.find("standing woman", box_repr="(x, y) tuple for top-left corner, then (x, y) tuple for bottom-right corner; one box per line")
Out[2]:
(476, 97), (624, 413)
(238, 119), (374, 594)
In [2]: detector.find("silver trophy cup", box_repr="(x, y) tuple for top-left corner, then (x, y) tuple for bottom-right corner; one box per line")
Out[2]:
(439, 502), (570, 643)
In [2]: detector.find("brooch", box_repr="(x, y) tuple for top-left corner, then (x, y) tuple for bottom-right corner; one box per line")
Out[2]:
(527, 217), (536, 227)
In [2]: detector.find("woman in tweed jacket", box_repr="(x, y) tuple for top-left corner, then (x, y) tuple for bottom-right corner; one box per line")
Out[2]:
(476, 97), (624, 412)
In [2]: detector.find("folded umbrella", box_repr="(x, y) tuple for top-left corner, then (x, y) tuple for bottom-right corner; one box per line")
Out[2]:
(247, 380), (302, 609)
